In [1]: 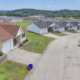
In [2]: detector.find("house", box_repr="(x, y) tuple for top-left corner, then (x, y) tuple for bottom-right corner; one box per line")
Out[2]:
(65, 22), (79, 31)
(27, 21), (80, 34)
(53, 22), (68, 32)
(27, 21), (54, 34)
(0, 16), (23, 23)
(0, 22), (27, 53)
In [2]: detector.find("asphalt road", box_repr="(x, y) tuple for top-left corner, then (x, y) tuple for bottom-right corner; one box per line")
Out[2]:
(24, 33), (80, 80)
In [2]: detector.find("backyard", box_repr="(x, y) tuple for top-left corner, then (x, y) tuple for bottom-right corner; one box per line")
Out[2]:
(14, 21), (54, 54)
(0, 60), (29, 80)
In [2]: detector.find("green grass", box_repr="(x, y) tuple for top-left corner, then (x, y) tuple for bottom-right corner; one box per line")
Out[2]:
(68, 31), (79, 33)
(15, 20), (54, 54)
(53, 33), (66, 36)
(56, 17), (74, 20)
(14, 20), (34, 29)
(0, 60), (29, 80)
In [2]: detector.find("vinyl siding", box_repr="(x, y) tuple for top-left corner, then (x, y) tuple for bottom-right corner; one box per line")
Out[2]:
(27, 23), (41, 34)
(0, 42), (3, 52)
(59, 27), (65, 32)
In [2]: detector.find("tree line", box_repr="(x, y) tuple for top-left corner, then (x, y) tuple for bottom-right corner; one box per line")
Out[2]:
(0, 9), (80, 19)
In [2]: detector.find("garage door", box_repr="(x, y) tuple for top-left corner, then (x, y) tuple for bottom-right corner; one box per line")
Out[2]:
(4, 40), (11, 53)
(41, 28), (47, 34)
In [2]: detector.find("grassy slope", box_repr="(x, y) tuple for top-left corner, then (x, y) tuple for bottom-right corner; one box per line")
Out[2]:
(0, 60), (29, 80)
(14, 21), (54, 54)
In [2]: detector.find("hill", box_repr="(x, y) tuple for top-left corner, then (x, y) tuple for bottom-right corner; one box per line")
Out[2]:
(0, 9), (80, 18)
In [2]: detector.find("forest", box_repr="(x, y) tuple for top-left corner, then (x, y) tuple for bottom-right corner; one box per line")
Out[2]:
(0, 9), (80, 19)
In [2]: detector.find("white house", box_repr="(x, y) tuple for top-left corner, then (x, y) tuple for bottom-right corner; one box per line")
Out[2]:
(27, 21), (54, 34)
(27, 21), (80, 34)
(0, 22), (27, 53)
(65, 22), (79, 31)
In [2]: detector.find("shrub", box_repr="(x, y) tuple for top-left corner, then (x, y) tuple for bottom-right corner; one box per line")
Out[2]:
(23, 39), (29, 43)
(0, 52), (3, 56)
(20, 43), (24, 47)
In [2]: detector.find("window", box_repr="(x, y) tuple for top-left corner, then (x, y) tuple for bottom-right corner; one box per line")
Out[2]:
(22, 33), (25, 38)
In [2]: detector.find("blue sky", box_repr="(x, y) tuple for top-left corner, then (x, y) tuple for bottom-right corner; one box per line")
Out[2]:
(0, 0), (80, 10)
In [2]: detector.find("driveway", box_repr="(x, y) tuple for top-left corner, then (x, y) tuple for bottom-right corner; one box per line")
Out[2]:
(62, 31), (74, 35)
(24, 33), (80, 80)
(42, 33), (60, 38)
(77, 30), (80, 33)
(7, 48), (41, 65)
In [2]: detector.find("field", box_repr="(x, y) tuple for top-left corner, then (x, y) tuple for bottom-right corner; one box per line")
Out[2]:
(56, 17), (74, 20)
(0, 60), (29, 80)
(14, 21), (54, 54)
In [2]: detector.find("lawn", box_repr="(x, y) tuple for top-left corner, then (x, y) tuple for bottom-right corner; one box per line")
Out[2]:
(15, 21), (54, 54)
(14, 20), (34, 29)
(68, 31), (79, 33)
(53, 33), (66, 36)
(0, 60), (29, 80)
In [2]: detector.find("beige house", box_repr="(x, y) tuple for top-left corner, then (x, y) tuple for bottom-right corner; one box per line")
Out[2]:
(0, 22), (27, 53)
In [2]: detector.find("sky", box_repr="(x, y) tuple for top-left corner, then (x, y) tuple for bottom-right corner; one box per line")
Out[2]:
(0, 0), (80, 10)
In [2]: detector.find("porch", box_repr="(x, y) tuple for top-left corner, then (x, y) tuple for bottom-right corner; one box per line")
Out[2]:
(13, 35), (21, 49)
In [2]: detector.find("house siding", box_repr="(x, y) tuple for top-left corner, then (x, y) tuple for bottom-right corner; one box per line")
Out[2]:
(59, 27), (65, 32)
(0, 42), (3, 52)
(27, 23), (41, 34)
(21, 32), (26, 42)
(73, 26), (77, 31)
(16, 27), (23, 37)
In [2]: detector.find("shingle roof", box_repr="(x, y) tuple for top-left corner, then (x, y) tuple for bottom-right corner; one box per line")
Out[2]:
(0, 26), (13, 42)
(69, 22), (79, 27)
(0, 22), (27, 42)
(55, 22), (68, 28)
(34, 21), (53, 28)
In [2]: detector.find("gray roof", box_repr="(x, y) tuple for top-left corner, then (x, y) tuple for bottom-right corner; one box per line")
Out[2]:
(34, 21), (53, 28)
(55, 22), (68, 28)
(69, 22), (79, 27)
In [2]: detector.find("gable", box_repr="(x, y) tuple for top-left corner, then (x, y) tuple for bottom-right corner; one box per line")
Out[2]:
(49, 23), (55, 27)
(16, 27), (23, 37)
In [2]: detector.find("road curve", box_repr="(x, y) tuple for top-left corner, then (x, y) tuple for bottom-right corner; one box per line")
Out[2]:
(24, 33), (80, 80)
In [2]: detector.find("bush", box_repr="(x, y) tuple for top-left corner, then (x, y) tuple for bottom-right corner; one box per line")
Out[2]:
(0, 52), (3, 56)
(23, 39), (29, 43)
(20, 43), (24, 47)
(55, 31), (61, 33)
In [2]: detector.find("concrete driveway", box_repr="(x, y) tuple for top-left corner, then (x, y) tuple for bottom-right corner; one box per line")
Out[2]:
(7, 48), (41, 65)
(62, 31), (74, 35)
(42, 33), (60, 38)
(77, 30), (80, 33)
(24, 33), (80, 80)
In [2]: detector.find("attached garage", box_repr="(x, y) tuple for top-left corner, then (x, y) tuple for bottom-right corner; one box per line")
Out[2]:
(3, 40), (11, 53)
(59, 27), (65, 32)
(40, 28), (48, 34)
(27, 21), (53, 34)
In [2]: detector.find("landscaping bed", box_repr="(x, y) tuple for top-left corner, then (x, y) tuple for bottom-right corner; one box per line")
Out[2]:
(20, 39), (30, 49)
(0, 60), (29, 80)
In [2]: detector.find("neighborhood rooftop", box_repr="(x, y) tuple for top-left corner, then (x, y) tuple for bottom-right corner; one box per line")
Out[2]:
(0, 22), (27, 42)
